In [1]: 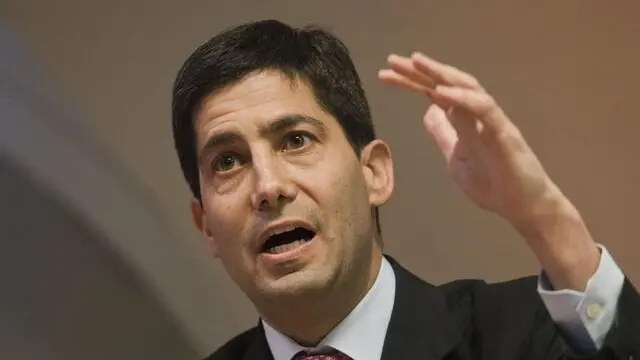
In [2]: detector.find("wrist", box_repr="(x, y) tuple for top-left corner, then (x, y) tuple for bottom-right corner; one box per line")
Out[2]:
(512, 189), (577, 237)
(511, 191), (600, 291)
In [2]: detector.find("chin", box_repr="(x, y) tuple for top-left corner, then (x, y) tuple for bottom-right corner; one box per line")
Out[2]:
(256, 265), (337, 300)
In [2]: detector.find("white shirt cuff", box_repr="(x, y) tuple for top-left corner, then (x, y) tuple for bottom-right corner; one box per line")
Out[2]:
(537, 245), (624, 351)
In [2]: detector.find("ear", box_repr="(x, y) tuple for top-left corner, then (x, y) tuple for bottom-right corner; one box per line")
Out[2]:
(190, 198), (219, 257)
(359, 139), (394, 207)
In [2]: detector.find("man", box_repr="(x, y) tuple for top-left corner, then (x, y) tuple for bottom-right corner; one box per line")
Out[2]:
(171, 19), (639, 360)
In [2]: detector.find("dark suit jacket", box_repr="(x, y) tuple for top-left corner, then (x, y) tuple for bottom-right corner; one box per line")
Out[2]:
(205, 256), (640, 360)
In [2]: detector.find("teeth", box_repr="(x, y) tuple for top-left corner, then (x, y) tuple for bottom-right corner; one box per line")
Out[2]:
(267, 239), (308, 254)
(269, 225), (297, 237)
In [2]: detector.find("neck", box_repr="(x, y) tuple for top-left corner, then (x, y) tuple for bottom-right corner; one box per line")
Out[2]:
(258, 245), (383, 346)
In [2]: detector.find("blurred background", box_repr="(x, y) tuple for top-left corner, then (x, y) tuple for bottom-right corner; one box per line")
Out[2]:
(1, 1), (638, 359)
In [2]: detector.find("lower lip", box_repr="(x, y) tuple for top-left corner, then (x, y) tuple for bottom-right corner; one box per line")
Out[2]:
(258, 236), (316, 264)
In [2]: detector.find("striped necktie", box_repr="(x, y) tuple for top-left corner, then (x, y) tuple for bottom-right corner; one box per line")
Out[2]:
(291, 349), (352, 360)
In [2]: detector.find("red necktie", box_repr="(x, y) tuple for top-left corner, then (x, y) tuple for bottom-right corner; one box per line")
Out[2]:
(292, 350), (352, 360)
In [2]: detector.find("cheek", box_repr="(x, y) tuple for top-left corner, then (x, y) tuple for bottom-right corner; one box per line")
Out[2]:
(302, 156), (371, 232)
(202, 193), (250, 255)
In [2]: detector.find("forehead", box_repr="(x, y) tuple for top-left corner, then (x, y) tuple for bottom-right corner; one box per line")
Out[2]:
(194, 70), (333, 141)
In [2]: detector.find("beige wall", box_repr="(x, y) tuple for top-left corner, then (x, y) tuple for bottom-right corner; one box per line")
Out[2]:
(0, 156), (199, 359)
(2, 1), (639, 357)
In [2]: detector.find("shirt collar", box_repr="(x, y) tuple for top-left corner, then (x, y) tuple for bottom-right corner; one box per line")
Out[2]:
(263, 256), (396, 360)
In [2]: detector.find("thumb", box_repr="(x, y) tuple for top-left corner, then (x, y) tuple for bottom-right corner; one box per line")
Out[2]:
(423, 104), (457, 162)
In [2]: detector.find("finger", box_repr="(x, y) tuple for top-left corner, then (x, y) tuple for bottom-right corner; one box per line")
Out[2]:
(423, 105), (457, 162)
(378, 69), (434, 95)
(378, 69), (451, 109)
(433, 85), (508, 133)
(448, 107), (483, 143)
(379, 69), (454, 110)
(386, 54), (437, 89)
(411, 52), (483, 90)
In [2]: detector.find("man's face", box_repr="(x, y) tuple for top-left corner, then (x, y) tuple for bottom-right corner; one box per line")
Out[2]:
(191, 70), (392, 303)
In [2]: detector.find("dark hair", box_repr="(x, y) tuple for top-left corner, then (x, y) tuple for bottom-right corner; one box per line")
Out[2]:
(171, 19), (381, 232)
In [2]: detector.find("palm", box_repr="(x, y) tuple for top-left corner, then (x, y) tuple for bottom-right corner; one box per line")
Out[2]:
(426, 104), (498, 208)
(426, 103), (535, 214)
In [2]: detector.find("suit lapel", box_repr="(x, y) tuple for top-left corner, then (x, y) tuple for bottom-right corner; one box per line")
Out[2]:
(241, 321), (274, 360)
(381, 255), (463, 360)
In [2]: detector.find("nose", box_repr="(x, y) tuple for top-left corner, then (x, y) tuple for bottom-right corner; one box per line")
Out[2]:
(250, 155), (297, 211)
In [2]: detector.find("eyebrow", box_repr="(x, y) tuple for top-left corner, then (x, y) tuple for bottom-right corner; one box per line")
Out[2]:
(198, 114), (328, 163)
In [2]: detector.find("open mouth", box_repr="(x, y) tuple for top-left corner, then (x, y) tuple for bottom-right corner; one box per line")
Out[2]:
(261, 227), (316, 254)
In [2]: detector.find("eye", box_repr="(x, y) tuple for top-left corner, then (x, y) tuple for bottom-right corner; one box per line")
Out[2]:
(212, 153), (241, 173)
(282, 132), (313, 152)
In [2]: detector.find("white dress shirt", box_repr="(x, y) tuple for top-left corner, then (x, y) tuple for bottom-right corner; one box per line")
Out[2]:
(538, 245), (625, 351)
(263, 245), (624, 360)
(263, 257), (396, 360)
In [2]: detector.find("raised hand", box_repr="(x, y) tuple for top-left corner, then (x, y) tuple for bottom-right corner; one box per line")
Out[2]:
(379, 52), (561, 227)
(379, 52), (601, 291)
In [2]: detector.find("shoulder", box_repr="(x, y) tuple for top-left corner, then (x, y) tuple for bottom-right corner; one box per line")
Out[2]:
(202, 326), (260, 360)
(438, 275), (542, 316)
(438, 275), (553, 346)
(438, 274), (539, 303)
